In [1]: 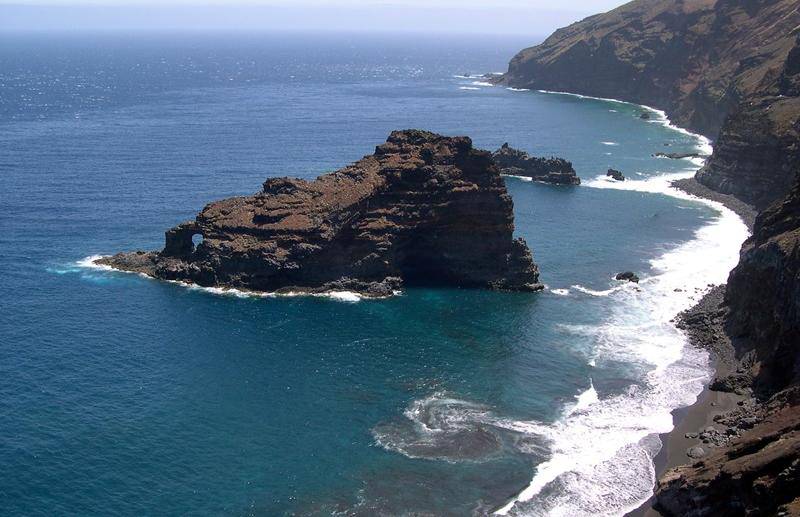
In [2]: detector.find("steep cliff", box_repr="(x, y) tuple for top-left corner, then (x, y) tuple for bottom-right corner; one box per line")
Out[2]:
(500, 0), (800, 208)
(726, 176), (800, 394)
(97, 130), (543, 296)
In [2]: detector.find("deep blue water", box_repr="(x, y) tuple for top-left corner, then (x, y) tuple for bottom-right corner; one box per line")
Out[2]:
(1, 32), (724, 515)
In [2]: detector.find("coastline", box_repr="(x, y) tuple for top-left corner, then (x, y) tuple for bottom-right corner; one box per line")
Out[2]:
(626, 178), (757, 516)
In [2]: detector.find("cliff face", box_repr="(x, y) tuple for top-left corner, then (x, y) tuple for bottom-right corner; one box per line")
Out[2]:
(98, 130), (543, 296)
(500, 0), (800, 208)
(726, 177), (800, 394)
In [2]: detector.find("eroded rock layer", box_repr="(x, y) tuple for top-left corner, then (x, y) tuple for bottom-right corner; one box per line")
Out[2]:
(98, 130), (543, 296)
(499, 0), (800, 208)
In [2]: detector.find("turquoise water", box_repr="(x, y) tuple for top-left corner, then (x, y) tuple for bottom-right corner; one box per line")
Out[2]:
(0, 32), (743, 515)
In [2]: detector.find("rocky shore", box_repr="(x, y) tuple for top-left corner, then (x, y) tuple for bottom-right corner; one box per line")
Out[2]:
(97, 130), (544, 297)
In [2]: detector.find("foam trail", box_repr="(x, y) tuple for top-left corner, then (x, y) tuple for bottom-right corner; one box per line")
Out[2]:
(74, 255), (369, 302)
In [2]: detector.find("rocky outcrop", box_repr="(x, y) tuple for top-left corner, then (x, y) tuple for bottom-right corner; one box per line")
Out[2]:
(606, 169), (625, 181)
(615, 271), (639, 283)
(491, 143), (580, 185)
(498, 0), (800, 209)
(97, 130), (544, 297)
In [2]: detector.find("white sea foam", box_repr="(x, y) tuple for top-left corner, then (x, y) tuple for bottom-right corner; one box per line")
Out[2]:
(471, 80), (494, 87)
(566, 381), (598, 416)
(502, 174), (533, 182)
(507, 87), (530, 92)
(76, 254), (116, 271)
(459, 86), (481, 91)
(550, 288), (570, 296)
(74, 255), (368, 302)
(601, 141), (619, 146)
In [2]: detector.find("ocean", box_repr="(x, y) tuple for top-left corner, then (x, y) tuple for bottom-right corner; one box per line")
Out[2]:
(0, 32), (748, 515)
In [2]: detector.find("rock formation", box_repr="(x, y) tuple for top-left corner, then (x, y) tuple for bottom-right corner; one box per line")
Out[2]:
(491, 143), (580, 185)
(97, 130), (544, 297)
(498, 0), (800, 209)
(606, 169), (625, 181)
(615, 271), (639, 283)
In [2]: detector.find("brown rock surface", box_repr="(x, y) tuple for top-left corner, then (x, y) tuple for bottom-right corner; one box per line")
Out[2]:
(97, 130), (543, 296)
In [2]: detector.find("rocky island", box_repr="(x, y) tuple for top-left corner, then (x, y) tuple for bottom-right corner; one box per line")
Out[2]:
(497, 0), (800, 514)
(491, 143), (580, 185)
(97, 130), (543, 297)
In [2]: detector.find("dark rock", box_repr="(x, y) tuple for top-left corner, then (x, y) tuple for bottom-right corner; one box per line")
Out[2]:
(709, 373), (753, 393)
(726, 176), (800, 395)
(615, 271), (639, 283)
(491, 143), (580, 185)
(686, 446), (706, 459)
(639, 112), (651, 120)
(606, 169), (625, 181)
(97, 130), (544, 297)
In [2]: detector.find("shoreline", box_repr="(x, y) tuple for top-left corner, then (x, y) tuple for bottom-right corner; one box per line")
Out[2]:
(626, 178), (757, 516)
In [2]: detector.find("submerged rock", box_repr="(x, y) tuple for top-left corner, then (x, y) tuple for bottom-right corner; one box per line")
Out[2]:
(491, 143), (580, 185)
(98, 130), (544, 297)
(606, 169), (625, 181)
(615, 271), (639, 283)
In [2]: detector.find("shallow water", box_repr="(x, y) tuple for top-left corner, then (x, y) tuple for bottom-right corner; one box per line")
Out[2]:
(0, 32), (747, 515)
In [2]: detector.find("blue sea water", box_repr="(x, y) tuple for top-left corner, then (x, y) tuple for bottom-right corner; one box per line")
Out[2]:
(0, 32), (748, 515)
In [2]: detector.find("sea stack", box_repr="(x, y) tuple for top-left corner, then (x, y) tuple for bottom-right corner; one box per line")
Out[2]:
(97, 130), (544, 296)
(492, 143), (580, 185)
